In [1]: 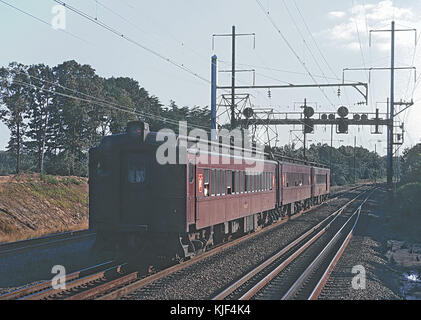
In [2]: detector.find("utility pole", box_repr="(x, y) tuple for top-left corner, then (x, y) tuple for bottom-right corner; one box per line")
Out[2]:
(369, 21), (417, 193)
(389, 21), (395, 192)
(212, 27), (255, 130)
(210, 55), (217, 140)
(354, 136), (356, 184)
(231, 25), (236, 129)
(330, 124), (333, 169)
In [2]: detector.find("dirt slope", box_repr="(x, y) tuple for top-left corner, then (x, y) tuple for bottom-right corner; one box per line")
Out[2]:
(0, 174), (88, 243)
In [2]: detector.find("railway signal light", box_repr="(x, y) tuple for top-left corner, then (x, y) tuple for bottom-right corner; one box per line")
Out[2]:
(337, 118), (348, 134)
(303, 106), (314, 118)
(304, 119), (314, 134)
(337, 106), (349, 118)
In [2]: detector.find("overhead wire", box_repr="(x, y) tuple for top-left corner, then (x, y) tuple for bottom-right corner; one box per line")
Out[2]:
(0, 0), (90, 44)
(53, 0), (210, 85)
(0, 73), (211, 132)
(281, 0), (338, 105)
(255, 0), (335, 108)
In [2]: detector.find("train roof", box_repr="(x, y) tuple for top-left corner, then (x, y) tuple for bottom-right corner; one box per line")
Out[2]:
(94, 122), (329, 170)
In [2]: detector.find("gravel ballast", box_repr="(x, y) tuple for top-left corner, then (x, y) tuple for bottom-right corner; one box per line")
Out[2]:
(124, 188), (367, 300)
(319, 187), (402, 300)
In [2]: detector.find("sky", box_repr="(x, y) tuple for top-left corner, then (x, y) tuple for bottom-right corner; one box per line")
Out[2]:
(0, 0), (420, 156)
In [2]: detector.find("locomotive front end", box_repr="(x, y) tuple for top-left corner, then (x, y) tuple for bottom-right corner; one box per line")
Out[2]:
(89, 121), (188, 261)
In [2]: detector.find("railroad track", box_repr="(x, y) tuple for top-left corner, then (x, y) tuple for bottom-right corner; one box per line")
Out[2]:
(212, 188), (374, 300)
(0, 260), (139, 300)
(0, 229), (95, 257)
(0, 185), (368, 300)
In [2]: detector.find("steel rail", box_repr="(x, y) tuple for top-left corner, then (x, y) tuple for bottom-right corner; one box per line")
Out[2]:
(1, 185), (364, 300)
(211, 189), (365, 300)
(282, 190), (374, 300)
(229, 189), (368, 300)
(0, 260), (115, 300)
(307, 190), (375, 300)
(97, 187), (365, 300)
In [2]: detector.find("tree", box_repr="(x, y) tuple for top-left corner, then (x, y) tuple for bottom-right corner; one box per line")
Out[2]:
(400, 143), (421, 184)
(25, 64), (56, 173)
(51, 60), (105, 176)
(0, 63), (30, 173)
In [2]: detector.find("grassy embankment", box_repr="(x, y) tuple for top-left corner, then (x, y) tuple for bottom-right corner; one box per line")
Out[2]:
(0, 174), (88, 243)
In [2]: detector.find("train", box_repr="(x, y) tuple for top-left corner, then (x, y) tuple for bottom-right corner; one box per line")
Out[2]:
(89, 121), (330, 261)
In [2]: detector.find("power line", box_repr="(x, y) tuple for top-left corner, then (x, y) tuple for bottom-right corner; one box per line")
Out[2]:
(281, 0), (337, 101)
(292, 0), (352, 106)
(0, 0), (90, 44)
(255, 0), (335, 107)
(219, 60), (354, 82)
(351, 0), (369, 84)
(53, 0), (210, 85)
(0, 74), (211, 131)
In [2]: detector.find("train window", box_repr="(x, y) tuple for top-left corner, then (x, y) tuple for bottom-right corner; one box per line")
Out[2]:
(270, 173), (273, 190)
(254, 174), (257, 192)
(222, 170), (226, 195)
(227, 170), (232, 195)
(236, 171), (240, 194)
(189, 162), (194, 184)
(265, 172), (268, 190)
(127, 159), (146, 184)
(250, 175), (253, 192)
(326, 173), (328, 190)
(257, 174), (260, 191)
(96, 158), (108, 177)
(241, 171), (245, 193)
(268, 172), (270, 190)
(211, 169), (216, 196)
(217, 169), (221, 195)
(255, 174), (258, 191)
(262, 173), (265, 191)
(204, 169), (210, 197)
(231, 171), (235, 194)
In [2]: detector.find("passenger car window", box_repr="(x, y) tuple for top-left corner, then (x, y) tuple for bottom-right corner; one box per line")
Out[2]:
(204, 169), (210, 197)
(127, 159), (146, 184)
(211, 169), (216, 196)
(227, 170), (232, 195)
(189, 162), (194, 183)
(96, 159), (108, 177)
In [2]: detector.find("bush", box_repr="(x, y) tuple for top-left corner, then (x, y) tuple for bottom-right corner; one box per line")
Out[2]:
(395, 182), (421, 217)
(62, 177), (83, 185)
(40, 174), (59, 185)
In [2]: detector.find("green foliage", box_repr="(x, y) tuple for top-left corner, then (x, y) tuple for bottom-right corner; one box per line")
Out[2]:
(62, 177), (83, 185)
(0, 60), (214, 177)
(395, 182), (421, 217)
(400, 143), (421, 184)
(271, 143), (386, 186)
(40, 174), (59, 185)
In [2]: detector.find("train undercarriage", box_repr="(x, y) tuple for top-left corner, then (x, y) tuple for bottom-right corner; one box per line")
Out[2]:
(94, 194), (329, 268)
